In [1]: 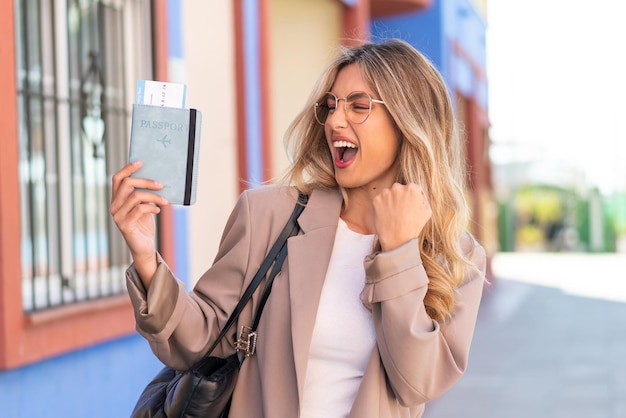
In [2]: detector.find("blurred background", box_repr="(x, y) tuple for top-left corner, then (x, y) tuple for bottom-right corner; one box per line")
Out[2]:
(0, 1), (624, 417)
(488, 0), (626, 255)
(424, 2), (626, 417)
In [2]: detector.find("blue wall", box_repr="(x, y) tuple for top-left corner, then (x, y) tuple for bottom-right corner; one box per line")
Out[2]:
(372, 4), (445, 73)
(0, 335), (163, 417)
(371, 0), (487, 109)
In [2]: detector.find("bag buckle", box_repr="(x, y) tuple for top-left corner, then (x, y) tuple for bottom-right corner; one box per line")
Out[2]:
(235, 325), (257, 357)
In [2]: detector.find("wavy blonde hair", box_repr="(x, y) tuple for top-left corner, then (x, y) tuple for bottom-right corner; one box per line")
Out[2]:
(282, 39), (476, 322)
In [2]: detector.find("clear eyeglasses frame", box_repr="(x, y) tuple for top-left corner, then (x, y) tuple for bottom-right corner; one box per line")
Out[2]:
(313, 91), (386, 125)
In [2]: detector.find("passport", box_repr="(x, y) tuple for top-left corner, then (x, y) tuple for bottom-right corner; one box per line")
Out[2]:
(129, 103), (202, 205)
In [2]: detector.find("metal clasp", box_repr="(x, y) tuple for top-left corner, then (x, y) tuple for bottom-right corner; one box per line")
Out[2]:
(235, 325), (257, 357)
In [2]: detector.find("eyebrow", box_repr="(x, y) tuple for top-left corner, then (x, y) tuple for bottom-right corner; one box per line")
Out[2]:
(327, 91), (374, 98)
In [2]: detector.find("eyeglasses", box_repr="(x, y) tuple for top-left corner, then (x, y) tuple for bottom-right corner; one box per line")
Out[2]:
(314, 91), (385, 125)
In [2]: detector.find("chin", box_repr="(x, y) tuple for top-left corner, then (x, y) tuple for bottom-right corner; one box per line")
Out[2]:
(334, 176), (357, 189)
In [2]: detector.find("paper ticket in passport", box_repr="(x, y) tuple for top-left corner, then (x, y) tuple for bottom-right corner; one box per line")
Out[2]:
(135, 80), (187, 108)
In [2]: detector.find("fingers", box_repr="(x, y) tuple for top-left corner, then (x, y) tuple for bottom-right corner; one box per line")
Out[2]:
(372, 182), (432, 251)
(112, 189), (166, 220)
(110, 162), (167, 213)
(110, 188), (166, 257)
(407, 182), (430, 208)
(110, 162), (169, 233)
(111, 161), (143, 196)
(110, 184), (168, 223)
(375, 182), (428, 208)
(406, 182), (432, 217)
(111, 198), (159, 238)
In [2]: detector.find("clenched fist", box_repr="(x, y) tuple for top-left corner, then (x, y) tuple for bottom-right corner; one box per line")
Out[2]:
(372, 183), (432, 252)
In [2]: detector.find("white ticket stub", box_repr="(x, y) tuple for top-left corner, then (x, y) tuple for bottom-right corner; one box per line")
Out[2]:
(135, 80), (187, 108)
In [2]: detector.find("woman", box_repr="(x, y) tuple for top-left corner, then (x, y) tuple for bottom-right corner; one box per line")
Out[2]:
(111, 39), (486, 418)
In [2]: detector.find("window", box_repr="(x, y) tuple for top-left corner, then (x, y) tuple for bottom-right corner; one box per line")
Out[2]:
(15, 0), (153, 312)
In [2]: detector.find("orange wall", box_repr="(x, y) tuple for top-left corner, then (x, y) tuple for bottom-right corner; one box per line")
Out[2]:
(0, 0), (21, 367)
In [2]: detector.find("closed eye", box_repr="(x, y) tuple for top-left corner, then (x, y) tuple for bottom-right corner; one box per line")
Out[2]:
(350, 102), (370, 112)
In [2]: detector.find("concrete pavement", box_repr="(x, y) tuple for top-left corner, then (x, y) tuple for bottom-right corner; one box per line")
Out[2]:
(423, 252), (626, 418)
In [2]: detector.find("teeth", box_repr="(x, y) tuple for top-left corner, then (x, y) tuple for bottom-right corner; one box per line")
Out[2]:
(333, 141), (357, 148)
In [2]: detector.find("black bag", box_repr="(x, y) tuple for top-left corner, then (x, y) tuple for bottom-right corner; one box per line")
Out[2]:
(130, 193), (307, 418)
(130, 354), (239, 418)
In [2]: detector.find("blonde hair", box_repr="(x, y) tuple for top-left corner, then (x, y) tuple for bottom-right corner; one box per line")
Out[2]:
(282, 39), (475, 322)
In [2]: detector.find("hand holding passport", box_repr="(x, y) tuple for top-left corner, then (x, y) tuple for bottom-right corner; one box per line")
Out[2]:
(129, 80), (202, 205)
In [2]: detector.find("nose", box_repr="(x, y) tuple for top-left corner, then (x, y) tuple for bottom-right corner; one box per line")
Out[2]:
(327, 98), (348, 127)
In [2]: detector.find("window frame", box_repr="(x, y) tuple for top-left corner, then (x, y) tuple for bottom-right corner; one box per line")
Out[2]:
(0, 0), (173, 370)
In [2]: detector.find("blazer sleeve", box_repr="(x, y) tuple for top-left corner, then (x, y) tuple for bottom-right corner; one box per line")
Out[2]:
(125, 190), (255, 370)
(360, 234), (487, 407)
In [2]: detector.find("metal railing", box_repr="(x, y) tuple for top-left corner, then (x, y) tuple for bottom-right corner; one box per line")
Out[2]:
(16, 0), (138, 313)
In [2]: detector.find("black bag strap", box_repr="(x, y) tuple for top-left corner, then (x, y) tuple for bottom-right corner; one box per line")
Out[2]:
(250, 215), (299, 332)
(204, 191), (308, 358)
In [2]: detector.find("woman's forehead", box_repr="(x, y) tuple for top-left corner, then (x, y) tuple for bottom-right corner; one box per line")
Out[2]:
(330, 64), (376, 96)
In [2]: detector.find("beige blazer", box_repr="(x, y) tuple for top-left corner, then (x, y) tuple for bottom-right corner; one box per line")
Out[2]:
(126, 185), (486, 418)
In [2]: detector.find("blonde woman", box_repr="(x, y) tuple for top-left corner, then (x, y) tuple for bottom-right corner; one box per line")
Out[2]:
(111, 38), (486, 418)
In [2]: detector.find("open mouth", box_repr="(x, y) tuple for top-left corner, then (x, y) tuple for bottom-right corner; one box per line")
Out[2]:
(334, 140), (358, 164)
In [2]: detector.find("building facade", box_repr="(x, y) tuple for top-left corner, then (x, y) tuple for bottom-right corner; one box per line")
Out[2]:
(0, 1), (491, 415)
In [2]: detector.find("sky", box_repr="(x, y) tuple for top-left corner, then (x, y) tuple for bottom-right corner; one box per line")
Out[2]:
(486, 1), (626, 194)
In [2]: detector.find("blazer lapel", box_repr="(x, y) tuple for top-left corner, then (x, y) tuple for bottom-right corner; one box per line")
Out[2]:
(288, 188), (343, 404)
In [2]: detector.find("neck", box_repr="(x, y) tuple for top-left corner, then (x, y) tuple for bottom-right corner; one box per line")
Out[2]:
(341, 188), (377, 234)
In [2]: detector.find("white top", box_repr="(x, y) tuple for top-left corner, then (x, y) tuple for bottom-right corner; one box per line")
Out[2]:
(300, 218), (378, 418)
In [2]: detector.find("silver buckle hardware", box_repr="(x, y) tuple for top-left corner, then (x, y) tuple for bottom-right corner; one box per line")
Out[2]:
(235, 325), (258, 357)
